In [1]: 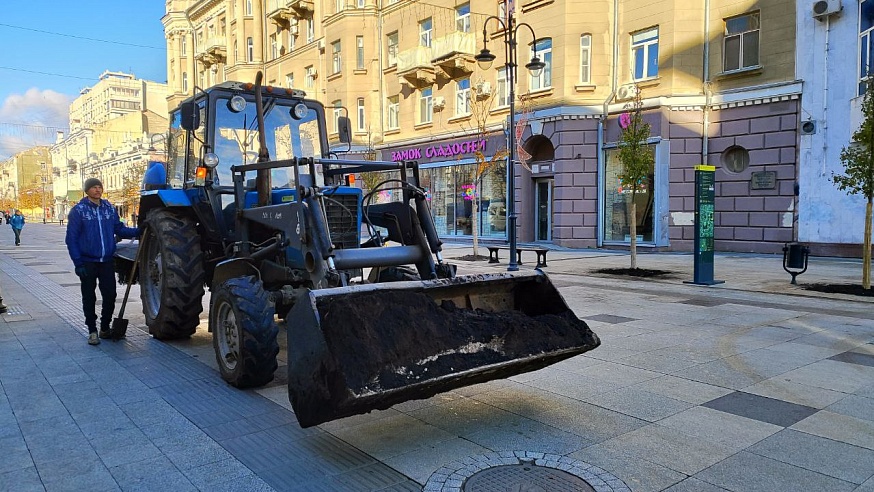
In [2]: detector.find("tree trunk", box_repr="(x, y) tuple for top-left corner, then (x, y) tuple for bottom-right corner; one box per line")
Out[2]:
(472, 196), (479, 258)
(864, 198), (872, 290)
(630, 200), (638, 270)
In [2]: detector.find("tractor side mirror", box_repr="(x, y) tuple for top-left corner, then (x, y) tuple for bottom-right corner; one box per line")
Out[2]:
(338, 116), (351, 144)
(180, 102), (200, 130)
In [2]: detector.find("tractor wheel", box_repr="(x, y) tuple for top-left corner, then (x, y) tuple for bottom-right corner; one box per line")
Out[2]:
(140, 208), (205, 339)
(210, 276), (279, 388)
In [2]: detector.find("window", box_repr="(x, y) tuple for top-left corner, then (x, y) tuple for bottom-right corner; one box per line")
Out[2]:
(530, 38), (552, 90)
(286, 73), (294, 88)
(289, 29), (296, 51)
(332, 100), (342, 133)
(307, 18), (315, 43)
(247, 37), (254, 62)
(332, 40), (342, 74)
(498, 0), (507, 21)
(181, 36), (187, 56)
(387, 32), (399, 66)
(305, 65), (315, 88)
(497, 67), (509, 106)
(182, 72), (188, 92)
(580, 34), (592, 83)
(456, 3), (471, 33)
(604, 147), (655, 243)
(335, 0), (344, 13)
(456, 78), (471, 116)
(233, 38), (237, 63)
(357, 98), (366, 131)
(724, 13), (759, 72)
(357, 0), (365, 7)
(862, 1), (874, 94)
(420, 18), (432, 47)
(419, 87), (433, 123)
(356, 36), (365, 69)
(632, 27), (659, 80)
(387, 95), (400, 129)
(270, 33), (279, 59)
(245, 0), (252, 15)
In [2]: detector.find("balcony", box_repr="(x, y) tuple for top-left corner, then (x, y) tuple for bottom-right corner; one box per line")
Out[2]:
(430, 32), (476, 79)
(396, 46), (435, 87)
(195, 37), (227, 66)
(267, 0), (313, 23)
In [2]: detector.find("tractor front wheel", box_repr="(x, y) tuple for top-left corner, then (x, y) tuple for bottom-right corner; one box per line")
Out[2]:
(140, 208), (205, 339)
(210, 276), (279, 388)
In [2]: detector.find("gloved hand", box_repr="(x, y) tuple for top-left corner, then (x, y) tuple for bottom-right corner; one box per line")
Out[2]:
(75, 266), (88, 278)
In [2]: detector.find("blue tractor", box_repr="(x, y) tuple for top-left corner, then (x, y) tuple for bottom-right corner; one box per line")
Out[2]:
(131, 73), (599, 427)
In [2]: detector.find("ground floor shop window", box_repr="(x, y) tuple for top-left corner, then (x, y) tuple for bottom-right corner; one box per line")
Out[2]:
(603, 148), (655, 242)
(420, 162), (506, 238)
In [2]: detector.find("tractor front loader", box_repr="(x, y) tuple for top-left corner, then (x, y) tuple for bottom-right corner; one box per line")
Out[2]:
(125, 72), (599, 427)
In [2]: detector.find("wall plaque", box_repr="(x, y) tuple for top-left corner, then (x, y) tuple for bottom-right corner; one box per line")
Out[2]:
(751, 171), (777, 190)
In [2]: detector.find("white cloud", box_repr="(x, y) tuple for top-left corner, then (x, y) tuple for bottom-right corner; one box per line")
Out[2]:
(0, 88), (71, 160)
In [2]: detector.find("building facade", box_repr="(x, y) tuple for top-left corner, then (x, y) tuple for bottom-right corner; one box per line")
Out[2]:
(0, 147), (53, 220)
(164, 0), (809, 254)
(51, 72), (169, 220)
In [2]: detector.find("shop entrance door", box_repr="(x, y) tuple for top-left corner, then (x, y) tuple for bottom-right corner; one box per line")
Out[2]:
(535, 178), (553, 241)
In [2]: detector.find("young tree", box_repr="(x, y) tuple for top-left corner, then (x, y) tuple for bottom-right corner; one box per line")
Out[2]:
(463, 82), (508, 258)
(834, 88), (874, 289)
(121, 161), (148, 219)
(617, 87), (654, 270)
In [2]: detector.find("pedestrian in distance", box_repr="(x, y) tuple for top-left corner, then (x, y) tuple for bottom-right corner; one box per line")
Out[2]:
(66, 178), (139, 346)
(9, 210), (25, 246)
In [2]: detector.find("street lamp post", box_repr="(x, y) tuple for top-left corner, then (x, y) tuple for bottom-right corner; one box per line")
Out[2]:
(475, 13), (544, 272)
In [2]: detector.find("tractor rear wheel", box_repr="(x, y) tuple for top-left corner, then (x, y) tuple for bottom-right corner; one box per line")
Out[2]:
(140, 208), (205, 339)
(210, 276), (279, 388)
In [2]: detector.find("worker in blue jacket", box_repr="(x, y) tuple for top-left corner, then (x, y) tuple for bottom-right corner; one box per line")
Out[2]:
(66, 178), (139, 345)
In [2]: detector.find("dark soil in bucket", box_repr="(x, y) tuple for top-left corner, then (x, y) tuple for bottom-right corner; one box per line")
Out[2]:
(594, 267), (674, 278)
(802, 283), (874, 297)
(318, 290), (599, 394)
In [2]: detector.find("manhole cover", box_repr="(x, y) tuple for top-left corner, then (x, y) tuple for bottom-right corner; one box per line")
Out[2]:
(464, 463), (595, 492)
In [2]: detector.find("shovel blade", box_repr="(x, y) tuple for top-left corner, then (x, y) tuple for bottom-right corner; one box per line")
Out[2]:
(110, 318), (128, 341)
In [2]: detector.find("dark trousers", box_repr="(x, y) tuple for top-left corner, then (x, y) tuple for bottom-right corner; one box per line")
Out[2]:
(12, 228), (21, 245)
(80, 261), (117, 333)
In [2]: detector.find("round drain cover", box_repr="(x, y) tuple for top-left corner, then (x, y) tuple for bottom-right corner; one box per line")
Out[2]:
(463, 463), (595, 492)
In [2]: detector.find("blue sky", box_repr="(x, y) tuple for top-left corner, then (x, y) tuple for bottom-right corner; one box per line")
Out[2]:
(0, 1), (168, 160)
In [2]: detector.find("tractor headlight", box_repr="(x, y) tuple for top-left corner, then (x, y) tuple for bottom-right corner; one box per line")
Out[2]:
(292, 103), (309, 120)
(203, 152), (219, 168)
(227, 95), (247, 113)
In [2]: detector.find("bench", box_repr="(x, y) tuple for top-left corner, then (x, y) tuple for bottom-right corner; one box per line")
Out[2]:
(486, 246), (549, 268)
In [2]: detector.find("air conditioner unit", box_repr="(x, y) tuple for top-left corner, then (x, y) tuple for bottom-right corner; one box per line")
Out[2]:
(475, 81), (492, 98)
(289, 25), (299, 36)
(616, 83), (639, 101)
(317, 39), (325, 51)
(812, 0), (841, 20)
(433, 96), (446, 110)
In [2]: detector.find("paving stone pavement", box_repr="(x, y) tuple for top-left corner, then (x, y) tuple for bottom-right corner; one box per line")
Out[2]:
(1, 224), (873, 491)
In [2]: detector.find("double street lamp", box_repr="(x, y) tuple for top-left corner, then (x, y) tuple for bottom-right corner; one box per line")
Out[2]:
(475, 13), (544, 272)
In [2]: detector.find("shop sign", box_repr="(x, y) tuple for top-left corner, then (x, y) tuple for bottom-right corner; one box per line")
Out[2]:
(391, 139), (487, 162)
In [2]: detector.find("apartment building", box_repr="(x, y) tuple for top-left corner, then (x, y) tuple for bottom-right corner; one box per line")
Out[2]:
(0, 147), (53, 219)
(50, 72), (168, 220)
(164, 0), (802, 254)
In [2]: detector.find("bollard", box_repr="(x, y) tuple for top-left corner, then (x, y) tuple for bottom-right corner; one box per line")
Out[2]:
(782, 242), (810, 284)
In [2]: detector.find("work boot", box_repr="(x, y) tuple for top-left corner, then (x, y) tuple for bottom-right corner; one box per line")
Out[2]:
(88, 333), (100, 345)
(99, 330), (112, 339)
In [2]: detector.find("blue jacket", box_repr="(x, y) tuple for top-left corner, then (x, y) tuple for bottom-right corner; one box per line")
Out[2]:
(66, 197), (138, 267)
(9, 214), (24, 230)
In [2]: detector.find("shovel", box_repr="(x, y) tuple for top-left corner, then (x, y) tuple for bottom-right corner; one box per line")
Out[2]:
(111, 239), (143, 341)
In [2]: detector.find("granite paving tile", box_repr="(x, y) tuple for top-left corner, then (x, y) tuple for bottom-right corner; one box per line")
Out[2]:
(825, 394), (874, 422)
(98, 441), (165, 468)
(569, 447), (688, 492)
(329, 413), (457, 461)
(615, 352), (701, 373)
(628, 375), (733, 405)
(509, 394), (649, 444)
(327, 462), (419, 491)
(585, 424), (738, 475)
(656, 406), (781, 449)
(702, 391), (818, 427)
(778, 359), (874, 394)
(207, 474), (275, 492)
(790, 410), (874, 451)
(580, 387), (694, 422)
(747, 428), (874, 484)
(382, 436), (490, 485)
(0, 466), (44, 492)
(0, 436), (35, 474)
(38, 456), (117, 492)
(742, 377), (847, 408)
(695, 451), (856, 492)
(830, 350), (874, 367)
(662, 477), (729, 491)
(464, 417), (592, 454)
(108, 455), (196, 492)
(180, 457), (256, 489)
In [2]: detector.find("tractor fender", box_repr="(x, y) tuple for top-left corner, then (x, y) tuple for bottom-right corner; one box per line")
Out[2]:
(138, 189), (195, 221)
(212, 258), (261, 292)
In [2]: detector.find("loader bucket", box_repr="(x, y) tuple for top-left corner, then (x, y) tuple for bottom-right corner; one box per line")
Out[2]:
(286, 271), (600, 427)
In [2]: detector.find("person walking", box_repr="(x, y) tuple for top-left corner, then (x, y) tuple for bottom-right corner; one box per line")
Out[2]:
(9, 210), (24, 246)
(66, 178), (139, 345)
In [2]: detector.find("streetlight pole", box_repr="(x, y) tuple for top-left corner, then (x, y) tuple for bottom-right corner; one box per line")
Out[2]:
(475, 13), (544, 272)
